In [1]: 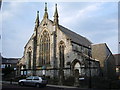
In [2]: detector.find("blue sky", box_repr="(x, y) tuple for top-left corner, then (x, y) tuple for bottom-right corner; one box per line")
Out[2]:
(1, 1), (118, 58)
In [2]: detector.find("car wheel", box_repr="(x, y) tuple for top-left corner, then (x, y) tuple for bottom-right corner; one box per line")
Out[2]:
(36, 83), (40, 88)
(19, 82), (24, 86)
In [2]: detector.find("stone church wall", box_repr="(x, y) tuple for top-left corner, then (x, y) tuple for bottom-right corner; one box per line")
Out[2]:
(56, 28), (73, 68)
(24, 36), (34, 69)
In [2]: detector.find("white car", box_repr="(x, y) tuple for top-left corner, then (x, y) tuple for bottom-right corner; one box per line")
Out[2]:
(18, 76), (47, 87)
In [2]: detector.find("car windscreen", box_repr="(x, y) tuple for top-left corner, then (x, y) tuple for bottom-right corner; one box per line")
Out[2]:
(33, 76), (39, 80)
(26, 76), (33, 80)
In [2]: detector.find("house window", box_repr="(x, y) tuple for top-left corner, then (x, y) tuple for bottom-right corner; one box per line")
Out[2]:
(59, 41), (65, 68)
(39, 30), (50, 66)
(1, 64), (5, 68)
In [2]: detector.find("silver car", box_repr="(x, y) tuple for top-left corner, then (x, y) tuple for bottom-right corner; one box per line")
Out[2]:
(18, 76), (47, 87)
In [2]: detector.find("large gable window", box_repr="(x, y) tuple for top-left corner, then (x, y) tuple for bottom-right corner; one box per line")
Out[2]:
(39, 30), (50, 66)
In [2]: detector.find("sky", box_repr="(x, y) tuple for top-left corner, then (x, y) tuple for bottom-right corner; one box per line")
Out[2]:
(1, 1), (118, 58)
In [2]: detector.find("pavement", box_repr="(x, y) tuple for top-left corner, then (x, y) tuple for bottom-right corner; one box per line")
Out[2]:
(2, 81), (120, 90)
(2, 81), (78, 89)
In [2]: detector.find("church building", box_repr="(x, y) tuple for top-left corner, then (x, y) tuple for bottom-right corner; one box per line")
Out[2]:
(18, 3), (100, 80)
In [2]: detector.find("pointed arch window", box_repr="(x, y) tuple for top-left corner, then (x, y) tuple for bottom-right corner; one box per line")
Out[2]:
(27, 47), (32, 69)
(59, 41), (65, 68)
(28, 52), (31, 69)
(39, 30), (50, 66)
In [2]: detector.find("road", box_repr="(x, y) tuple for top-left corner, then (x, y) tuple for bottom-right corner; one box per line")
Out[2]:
(2, 83), (81, 90)
(2, 83), (119, 90)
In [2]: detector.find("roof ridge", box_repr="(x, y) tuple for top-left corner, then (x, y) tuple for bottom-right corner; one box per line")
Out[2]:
(59, 25), (84, 37)
(58, 25), (92, 47)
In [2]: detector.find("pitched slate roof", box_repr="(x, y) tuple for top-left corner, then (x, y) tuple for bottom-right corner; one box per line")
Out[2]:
(2, 57), (19, 64)
(59, 25), (92, 47)
(114, 54), (120, 65)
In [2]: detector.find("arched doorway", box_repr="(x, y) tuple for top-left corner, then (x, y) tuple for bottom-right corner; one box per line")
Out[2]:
(74, 62), (81, 75)
(71, 59), (82, 76)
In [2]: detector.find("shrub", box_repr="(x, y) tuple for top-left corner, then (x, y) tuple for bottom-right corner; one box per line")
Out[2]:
(63, 76), (74, 86)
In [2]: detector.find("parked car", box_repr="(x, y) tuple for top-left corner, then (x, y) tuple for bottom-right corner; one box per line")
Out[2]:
(18, 76), (47, 87)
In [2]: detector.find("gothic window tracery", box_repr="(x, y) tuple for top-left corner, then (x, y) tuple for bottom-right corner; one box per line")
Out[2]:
(39, 30), (50, 66)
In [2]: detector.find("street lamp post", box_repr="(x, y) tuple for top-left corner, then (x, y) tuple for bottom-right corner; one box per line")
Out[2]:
(88, 47), (91, 88)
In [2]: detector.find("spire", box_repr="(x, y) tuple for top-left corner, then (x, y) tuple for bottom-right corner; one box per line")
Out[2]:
(53, 4), (59, 25)
(43, 2), (48, 19)
(54, 4), (58, 18)
(35, 11), (39, 27)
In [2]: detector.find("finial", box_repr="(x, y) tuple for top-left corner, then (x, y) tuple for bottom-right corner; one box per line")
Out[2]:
(35, 11), (39, 27)
(37, 11), (39, 14)
(45, 2), (47, 11)
(53, 3), (59, 25)
(43, 2), (48, 19)
(55, 3), (57, 8)
(37, 11), (39, 19)
(54, 3), (58, 17)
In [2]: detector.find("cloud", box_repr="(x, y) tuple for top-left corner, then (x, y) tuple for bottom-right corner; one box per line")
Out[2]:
(102, 35), (118, 54)
(106, 18), (118, 24)
(58, 2), (118, 54)
(1, 2), (34, 57)
(2, 26), (33, 57)
(2, 2), (46, 57)
(76, 3), (100, 17)
(2, 2), (23, 21)
(59, 3), (102, 26)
